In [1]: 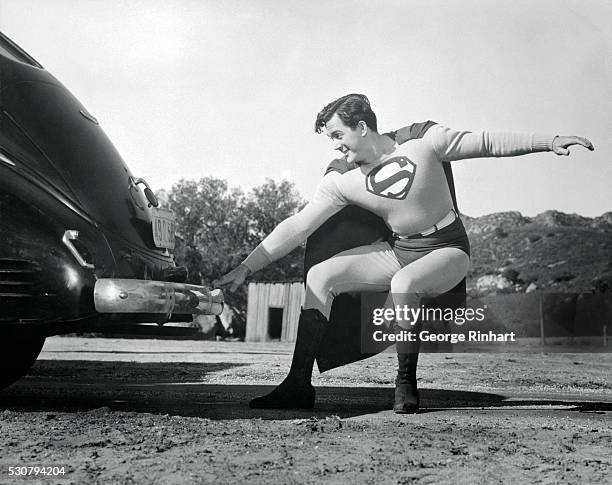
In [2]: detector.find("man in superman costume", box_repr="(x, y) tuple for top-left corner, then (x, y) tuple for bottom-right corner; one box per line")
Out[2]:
(216, 94), (593, 413)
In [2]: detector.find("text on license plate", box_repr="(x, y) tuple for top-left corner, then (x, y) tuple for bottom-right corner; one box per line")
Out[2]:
(151, 207), (176, 250)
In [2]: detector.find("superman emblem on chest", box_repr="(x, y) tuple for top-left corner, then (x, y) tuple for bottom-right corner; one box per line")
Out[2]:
(365, 156), (416, 200)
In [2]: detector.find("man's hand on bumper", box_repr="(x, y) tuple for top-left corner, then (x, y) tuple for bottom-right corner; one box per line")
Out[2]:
(214, 264), (251, 293)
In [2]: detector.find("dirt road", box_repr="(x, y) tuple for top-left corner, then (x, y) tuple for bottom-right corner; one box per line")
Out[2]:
(0, 337), (610, 484)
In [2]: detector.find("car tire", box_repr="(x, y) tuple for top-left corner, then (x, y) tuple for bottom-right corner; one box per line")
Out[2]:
(0, 333), (46, 390)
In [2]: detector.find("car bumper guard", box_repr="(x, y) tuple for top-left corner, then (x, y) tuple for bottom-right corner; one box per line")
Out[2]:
(94, 279), (224, 318)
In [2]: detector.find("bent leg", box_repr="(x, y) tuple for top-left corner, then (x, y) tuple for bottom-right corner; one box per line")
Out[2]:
(251, 241), (401, 410)
(390, 247), (469, 328)
(389, 247), (469, 414)
(304, 240), (402, 319)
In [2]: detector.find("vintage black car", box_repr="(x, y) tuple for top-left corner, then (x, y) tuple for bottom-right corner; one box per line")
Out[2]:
(0, 32), (223, 389)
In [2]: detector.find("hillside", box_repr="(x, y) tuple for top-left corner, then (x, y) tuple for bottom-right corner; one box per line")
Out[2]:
(462, 210), (612, 295)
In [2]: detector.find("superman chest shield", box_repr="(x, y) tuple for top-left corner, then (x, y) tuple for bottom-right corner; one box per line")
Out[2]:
(365, 156), (416, 200)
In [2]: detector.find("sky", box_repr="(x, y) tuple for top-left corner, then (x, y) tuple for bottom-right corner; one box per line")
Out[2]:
(1, 0), (610, 217)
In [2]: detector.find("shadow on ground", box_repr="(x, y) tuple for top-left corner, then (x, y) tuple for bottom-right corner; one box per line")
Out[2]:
(0, 360), (610, 420)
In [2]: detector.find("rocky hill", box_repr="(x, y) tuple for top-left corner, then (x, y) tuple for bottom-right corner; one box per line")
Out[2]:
(462, 210), (612, 295)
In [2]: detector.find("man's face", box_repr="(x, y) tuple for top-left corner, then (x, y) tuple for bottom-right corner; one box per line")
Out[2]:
(324, 113), (365, 164)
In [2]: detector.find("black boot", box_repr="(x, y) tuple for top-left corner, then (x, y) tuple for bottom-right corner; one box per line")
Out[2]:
(393, 351), (419, 414)
(392, 321), (420, 414)
(249, 308), (327, 409)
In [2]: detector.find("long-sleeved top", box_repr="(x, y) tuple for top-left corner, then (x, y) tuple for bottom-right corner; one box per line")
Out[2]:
(242, 124), (554, 273)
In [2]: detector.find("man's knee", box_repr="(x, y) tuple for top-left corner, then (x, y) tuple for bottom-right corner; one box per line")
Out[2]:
(390, 272), (423, 296)
(305, 261), (335, 295)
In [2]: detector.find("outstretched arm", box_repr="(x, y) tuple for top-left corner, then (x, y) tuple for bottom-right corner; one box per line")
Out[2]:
(428, 125), (593, 162)
(214, 173), (346, 292)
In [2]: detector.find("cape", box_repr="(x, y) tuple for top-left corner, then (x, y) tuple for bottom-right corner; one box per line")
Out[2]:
(305, 121), (467, 372)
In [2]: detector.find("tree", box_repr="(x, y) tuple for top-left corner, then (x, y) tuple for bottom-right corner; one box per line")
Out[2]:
(167, 177), (250, 286)
(244, 178), (306, 282)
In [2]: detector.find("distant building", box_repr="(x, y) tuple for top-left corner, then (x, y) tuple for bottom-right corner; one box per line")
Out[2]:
(246, 281), (304, 342)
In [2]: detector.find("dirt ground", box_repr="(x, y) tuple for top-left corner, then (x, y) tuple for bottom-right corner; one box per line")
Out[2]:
(0, 337), (610, 484)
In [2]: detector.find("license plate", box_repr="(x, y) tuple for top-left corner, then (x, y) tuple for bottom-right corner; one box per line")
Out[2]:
(151, 207), (176, 250)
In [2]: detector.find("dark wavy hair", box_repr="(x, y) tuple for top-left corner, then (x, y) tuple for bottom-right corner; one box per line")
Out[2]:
(314, 93), (378, 133)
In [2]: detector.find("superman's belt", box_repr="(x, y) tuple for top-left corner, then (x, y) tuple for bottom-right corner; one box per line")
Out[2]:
(391, 209), (458, 240)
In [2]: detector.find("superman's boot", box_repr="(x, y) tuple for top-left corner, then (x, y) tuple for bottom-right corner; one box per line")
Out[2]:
(249, 308), (327, 409)
(393, 349), (420, 414)
(392, 322), (420, 414)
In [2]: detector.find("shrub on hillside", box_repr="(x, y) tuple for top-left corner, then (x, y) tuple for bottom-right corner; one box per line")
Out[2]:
(591, 272), (612, 293)
(494, 227), (508, 238)
(501, 268), (521, 284)
(552, 271), (576, 283)
(519, 272), (539, 285)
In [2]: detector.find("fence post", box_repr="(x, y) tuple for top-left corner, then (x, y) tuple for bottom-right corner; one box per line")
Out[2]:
(539, 295), (546, 346)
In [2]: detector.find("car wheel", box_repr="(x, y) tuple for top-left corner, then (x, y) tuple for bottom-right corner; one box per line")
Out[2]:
(0, 333), (46, 390)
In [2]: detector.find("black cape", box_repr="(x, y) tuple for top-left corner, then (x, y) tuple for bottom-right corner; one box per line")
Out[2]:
(305, 121), (467, 372)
